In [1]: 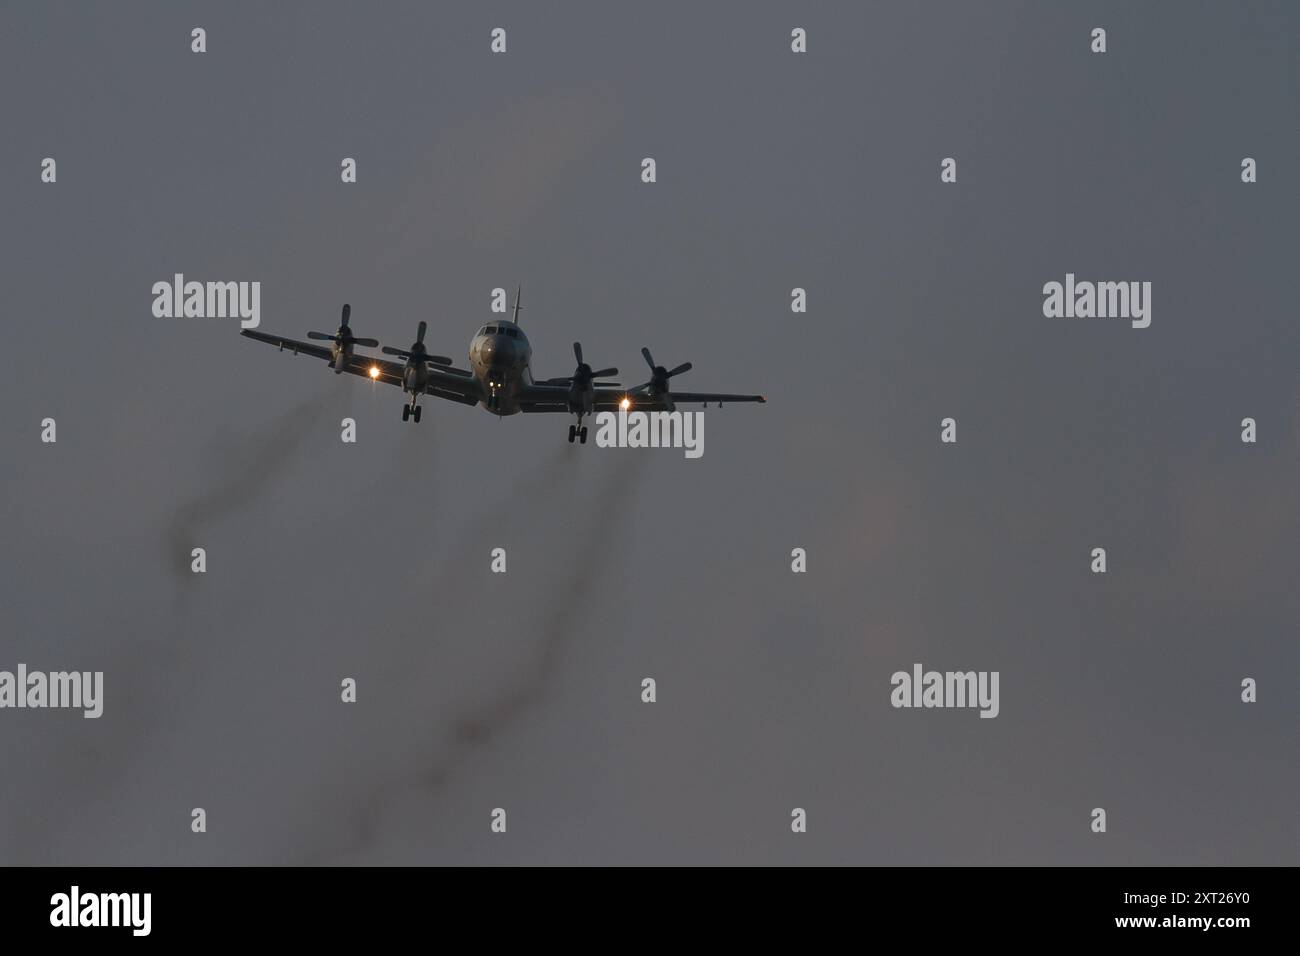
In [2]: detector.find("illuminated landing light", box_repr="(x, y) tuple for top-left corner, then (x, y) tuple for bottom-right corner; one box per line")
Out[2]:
(369, 366), (380, 379)
(620, 397), (631, 411)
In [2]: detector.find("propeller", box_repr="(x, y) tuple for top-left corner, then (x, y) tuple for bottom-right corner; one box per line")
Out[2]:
(636, 347), (692, 393)
(307, 303), (379, 348)
(381, 320), (453, 365)
(543, 341), (619, 388)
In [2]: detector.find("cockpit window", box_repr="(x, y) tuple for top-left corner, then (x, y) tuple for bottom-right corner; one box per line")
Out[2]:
(477, 326), (488, 336)
(484, 325), (497, 335)
(505, 327), (518, 338)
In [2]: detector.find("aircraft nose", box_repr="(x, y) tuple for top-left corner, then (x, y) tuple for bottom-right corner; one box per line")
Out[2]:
(481, 336), (515, 366)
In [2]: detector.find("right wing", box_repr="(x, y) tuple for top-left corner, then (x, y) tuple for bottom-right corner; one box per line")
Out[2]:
(240, 330), (483, 406)
(241, 329), (335, 363)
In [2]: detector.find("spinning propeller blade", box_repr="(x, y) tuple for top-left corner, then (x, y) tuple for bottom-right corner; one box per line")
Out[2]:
(636, 347), (692, 391)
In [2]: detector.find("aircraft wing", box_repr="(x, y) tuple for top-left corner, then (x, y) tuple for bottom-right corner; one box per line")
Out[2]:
(423, 371), (483, 406)
(591, 388), (766, 411)
(515, 382), (575, 413)
(516, 382), (766, 413)
(240, 330), (482, 405)
(241, 329), (336, 363)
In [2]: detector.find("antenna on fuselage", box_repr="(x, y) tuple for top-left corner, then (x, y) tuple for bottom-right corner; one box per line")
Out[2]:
(511, 285), (523, 325)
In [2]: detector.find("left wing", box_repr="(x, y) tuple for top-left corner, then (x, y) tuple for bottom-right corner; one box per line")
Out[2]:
(515, 382), (766, 414)
(594, 388), (766, 412)
(622, 391), (766, 407)
(515, 382), (573, 413)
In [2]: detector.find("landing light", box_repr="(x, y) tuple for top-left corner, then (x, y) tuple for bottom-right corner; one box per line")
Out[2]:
(620, 397), (631, 411)
(369, 366), (380, 379)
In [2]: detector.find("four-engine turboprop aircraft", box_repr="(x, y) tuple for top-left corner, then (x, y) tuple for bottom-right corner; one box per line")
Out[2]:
(241, 289), (766, 442)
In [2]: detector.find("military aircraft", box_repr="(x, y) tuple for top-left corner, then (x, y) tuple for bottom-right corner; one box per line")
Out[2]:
(240, 289), (766, 442)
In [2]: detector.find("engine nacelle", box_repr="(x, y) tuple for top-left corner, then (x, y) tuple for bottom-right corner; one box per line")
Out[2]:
(330, 343), (351, 373)
(568, 383), (595, 416)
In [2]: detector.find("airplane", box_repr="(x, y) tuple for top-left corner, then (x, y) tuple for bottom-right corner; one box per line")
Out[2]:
(240, 289), (766, 442)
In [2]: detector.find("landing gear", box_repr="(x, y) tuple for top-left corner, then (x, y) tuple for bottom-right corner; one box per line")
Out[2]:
(579, 425), (588, 444)
(402, 405), (410, 422)
(402, 402), (422, 423)
(568, 424), (576, 443)
(568, 418), (589, 444)
(413, 405), (422, 423)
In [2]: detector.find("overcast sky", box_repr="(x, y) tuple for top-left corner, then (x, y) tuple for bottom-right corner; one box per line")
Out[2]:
(1, 1), (1296, 864)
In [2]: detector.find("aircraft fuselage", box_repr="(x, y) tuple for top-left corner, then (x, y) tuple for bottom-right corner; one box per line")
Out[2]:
(466, 319), (534, 415)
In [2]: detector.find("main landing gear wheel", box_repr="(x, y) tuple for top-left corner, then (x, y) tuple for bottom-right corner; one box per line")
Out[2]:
(413, 406), (422, 423)
(402, 405), (410, 422)
(579, 425), (588, 444)
(568, 424), (576, 443)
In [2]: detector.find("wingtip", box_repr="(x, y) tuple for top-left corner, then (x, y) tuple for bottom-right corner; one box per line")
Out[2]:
(758, 395), (767, 403)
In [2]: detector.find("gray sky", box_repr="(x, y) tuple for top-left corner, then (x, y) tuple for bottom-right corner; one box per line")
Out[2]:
(1, 1), (1296, 864)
